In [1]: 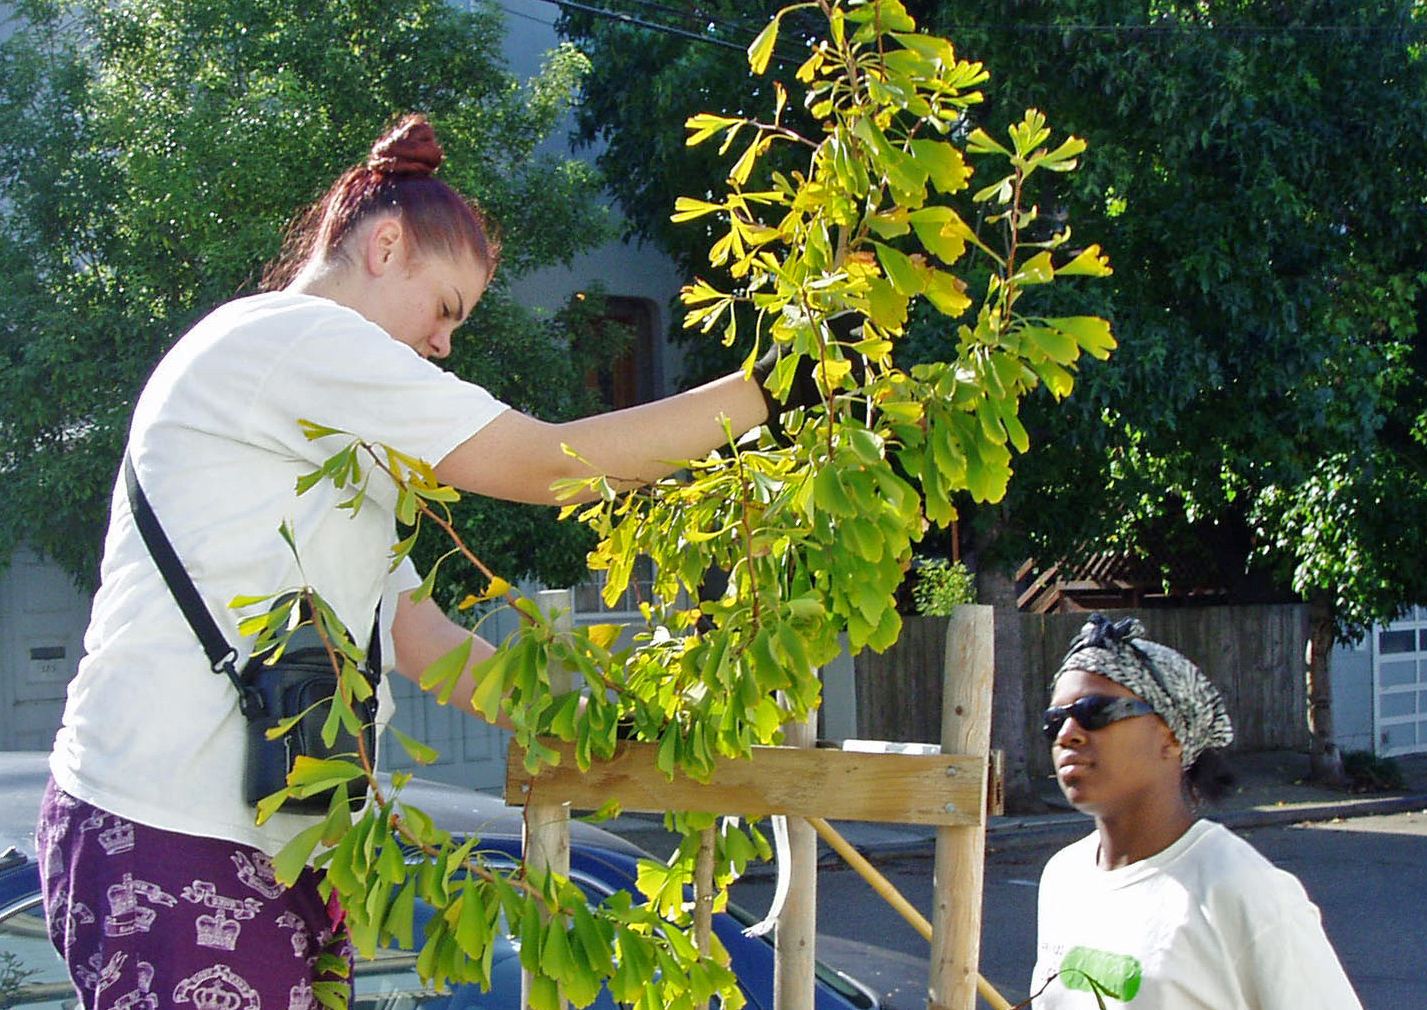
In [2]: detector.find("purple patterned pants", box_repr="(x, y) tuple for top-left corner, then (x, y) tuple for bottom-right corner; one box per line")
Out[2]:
(36, 779), (352, 1010)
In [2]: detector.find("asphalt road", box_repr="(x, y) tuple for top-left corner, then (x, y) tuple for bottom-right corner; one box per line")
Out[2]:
(730, 810), (1427, 1010)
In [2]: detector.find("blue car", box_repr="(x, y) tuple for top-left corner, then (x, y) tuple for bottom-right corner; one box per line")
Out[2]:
(0, 752), (880, 1009)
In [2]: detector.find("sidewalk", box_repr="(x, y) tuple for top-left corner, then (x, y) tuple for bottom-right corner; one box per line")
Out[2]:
(987, 748), (1427, 852)
(593, 750), (1427, 863)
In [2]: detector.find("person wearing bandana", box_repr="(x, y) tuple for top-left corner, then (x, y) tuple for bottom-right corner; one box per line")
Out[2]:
(1029, 614), (1363, 1009)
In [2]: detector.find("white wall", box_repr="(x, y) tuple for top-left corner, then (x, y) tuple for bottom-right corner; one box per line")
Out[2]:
(0, 548), (90, 751)
(493, 0), (692, 387)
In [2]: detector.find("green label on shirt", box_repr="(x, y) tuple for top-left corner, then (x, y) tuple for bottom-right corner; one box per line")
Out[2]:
(1059, 946), (1144, 1002)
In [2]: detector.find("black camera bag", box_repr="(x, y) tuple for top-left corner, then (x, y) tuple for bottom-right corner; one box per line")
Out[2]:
(240, 616), (380, 814)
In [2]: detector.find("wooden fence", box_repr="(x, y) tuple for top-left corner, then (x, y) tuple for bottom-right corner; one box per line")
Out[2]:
(854, 604), (1309, 782)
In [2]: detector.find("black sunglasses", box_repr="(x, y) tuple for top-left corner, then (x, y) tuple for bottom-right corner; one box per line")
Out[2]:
(1042, 695), (1156, 741)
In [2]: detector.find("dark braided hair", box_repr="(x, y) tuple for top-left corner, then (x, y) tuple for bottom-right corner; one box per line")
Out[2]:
(1185, 749), (1237, 807)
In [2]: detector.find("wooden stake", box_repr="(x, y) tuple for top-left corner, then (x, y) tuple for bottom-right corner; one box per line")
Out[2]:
(694, 827), (716, 961)
(522, 592), (574, 1010)
(928, 606), (995, 1010)
(775, 712), (817, 1010)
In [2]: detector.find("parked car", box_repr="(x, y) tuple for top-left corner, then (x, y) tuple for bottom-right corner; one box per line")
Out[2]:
(0, 752), (880, 1009)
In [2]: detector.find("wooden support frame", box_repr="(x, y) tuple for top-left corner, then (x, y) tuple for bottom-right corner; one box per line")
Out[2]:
(504, 604), (998, 1010)
(507, 740), (988, 826)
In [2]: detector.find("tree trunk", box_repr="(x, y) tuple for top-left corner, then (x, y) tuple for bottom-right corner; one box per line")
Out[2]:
(1306, 595), (1348, 787)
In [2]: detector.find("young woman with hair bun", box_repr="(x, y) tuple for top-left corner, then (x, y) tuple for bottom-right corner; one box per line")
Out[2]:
(1030, 614), (1363, 1009)
(37, 113), (801, 1008)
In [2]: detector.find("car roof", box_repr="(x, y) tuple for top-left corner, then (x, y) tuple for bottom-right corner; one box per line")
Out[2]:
(380, 774), (649, 859)
(0, 751), (647, 861)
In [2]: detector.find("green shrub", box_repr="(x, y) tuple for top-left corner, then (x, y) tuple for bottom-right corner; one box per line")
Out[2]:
(910, 557), (977, 616)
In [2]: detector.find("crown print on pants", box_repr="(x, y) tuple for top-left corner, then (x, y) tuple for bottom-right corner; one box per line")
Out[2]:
(232, 850), (286, 899)
(183, 880), (264, 951)
(108, 959), (158, 1010)
(172, 965), (261, 1010)
(104, 873), (178, 936)
(79, 810), (137, 855)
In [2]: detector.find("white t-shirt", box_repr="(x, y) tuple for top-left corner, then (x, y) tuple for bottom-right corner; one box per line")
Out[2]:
(50, 291), (509, 855)
(1031, 819), (1363, 1010)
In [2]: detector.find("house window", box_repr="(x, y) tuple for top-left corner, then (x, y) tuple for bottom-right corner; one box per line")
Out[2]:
(584, 296), (659, 409)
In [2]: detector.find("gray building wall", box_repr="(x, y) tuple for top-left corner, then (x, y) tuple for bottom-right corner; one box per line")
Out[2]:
(0, 548), (90, 752)
(1330, 635), (1376, 754)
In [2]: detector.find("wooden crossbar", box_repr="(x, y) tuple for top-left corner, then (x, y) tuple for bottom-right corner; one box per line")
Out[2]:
(506, 738), (988, 827)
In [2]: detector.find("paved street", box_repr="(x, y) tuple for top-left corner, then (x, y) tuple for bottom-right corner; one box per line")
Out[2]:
(730, 810), (1427, 1010)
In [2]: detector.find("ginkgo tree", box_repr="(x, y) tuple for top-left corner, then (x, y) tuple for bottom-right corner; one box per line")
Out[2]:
(248, 2), (1114, 1008)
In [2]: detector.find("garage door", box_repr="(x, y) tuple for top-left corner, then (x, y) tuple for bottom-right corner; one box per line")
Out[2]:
(1374, 609), (1427, 756)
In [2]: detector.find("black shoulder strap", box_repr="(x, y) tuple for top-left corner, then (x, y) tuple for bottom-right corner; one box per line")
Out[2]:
(123, 453), (382, 717)
(124, 453), (259, 714)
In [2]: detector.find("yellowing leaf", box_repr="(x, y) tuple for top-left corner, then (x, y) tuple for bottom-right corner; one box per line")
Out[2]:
(747, 14), (782, 75)
(1035, 134), (1087, 172)
(298, 419), (347, 441)
(795, 49), (823, 83)
(1008, 108), (1051, 158)
(681, 277), (727, 305)
(1047, 315), (1117, 358)
(1012, 251), (1056, 285)
(865, 277), (910, 330)
(1057, 244), (1114, 277)
(891, 31), (954, 63)
(1020, 325), (1078, 364)
(1033, 358), (1076, 398)
(473, 576), (510, 603)
(844, 249), (880, 279)
(923, 268), (972, 317)
(420, 637), (472, 698)
(816, 357), (853, 388)
(909, 139), (971, 195)
(851, 334), (894, 359)
(684, 112), (742, 147)
(867, 208), (911, 238)
(670, 197), (723, 222)
(965, 127), (1008, 156)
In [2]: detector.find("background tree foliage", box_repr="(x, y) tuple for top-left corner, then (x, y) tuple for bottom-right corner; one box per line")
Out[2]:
(0, 0), (618, 592)
(562, 0), (1427, 777)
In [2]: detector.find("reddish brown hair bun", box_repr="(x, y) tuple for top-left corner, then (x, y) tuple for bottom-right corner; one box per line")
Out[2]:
(263, 112), (499, 290)
(367, 115), (444, 176)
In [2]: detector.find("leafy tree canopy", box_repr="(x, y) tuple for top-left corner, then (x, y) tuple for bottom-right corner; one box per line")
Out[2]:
(0, 0), (617, 591)
(561, 0), (1427, 638)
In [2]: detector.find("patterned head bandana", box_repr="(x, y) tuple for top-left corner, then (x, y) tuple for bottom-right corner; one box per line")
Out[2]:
(1053, 613), (1234, 768)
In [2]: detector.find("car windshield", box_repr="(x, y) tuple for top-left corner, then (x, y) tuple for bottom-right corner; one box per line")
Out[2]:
(1, 894), (73, 1009)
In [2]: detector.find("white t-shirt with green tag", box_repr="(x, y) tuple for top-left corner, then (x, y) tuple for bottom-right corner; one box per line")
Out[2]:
(1032, 818), (1363, 1009)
